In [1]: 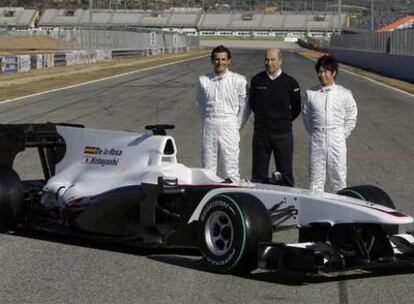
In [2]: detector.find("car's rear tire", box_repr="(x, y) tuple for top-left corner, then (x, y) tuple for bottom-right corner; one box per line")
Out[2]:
(337, 185), (398, 235)
(0, 166), (24, 232)
(199, 193), (272, 274)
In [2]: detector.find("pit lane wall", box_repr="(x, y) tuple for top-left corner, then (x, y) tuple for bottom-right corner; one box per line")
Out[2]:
(328, 48), (414, 83)
(299, 30), (414, 83)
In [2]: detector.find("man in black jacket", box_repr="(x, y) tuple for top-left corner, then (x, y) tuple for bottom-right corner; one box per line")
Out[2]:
(249, 48), (301, 186)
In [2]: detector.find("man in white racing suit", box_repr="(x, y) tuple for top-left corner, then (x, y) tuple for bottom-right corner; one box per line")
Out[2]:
(303, 55), (357, 194)
(196, 45), (250, 181)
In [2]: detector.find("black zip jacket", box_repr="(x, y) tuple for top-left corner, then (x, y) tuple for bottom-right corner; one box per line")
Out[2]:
(250, 71), (301, 133)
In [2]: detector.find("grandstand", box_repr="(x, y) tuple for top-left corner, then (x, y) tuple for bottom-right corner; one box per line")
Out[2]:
(0, 7), (37, 29)
(377, 15), (414, 32)
(109, 10), (144, 26)
(78, 9), (113, 26)
(261, 14), (284, 30)
(34, 8), (347, 37)
(140, 11), (169, 27)
(284, 15), (308, 29)
(0, 8), (347, 39)
(199, 13), (231, 30)
(3, 2), (412, 38)
(168, 12), (200, 27)
(225, 13), (261, 30)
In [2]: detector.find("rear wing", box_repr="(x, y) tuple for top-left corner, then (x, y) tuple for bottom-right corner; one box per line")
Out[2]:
(0, 123), (81, 179)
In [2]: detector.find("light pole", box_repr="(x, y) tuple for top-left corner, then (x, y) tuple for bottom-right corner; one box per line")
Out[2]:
(89, 0), (93, 50)
(89, 0), (93, 28)
(371, 0), (375, 32)
(337, 0), (342, 35)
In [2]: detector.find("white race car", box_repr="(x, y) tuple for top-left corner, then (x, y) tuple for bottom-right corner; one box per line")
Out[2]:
(0, 123), (413, 275)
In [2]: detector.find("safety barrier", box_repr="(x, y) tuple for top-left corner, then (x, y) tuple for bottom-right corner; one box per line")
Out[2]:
(0, 55), (18, 73)
(330, 29), (414, 56)
(0, 50), (108, 74)
(0, 40), (198, 74)
(298, 36), (414, 83)
(0, 28), (199, 75)
(329, 48), (414, 83)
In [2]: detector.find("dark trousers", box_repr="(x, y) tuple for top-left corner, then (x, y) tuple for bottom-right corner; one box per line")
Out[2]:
(252, 129), (294, 186)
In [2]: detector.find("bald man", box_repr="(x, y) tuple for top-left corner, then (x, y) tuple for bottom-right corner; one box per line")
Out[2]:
(249, 48), (301, 185)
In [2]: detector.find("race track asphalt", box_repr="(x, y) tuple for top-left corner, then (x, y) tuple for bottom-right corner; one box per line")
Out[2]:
(0, 44), (413, 304)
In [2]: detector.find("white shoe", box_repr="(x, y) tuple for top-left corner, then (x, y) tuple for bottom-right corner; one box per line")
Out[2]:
(224, 177), (255, 187)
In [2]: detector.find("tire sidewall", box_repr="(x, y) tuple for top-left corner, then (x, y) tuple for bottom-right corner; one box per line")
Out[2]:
(199, 195), (246, 272)
(337, 185), (398, 235)
(0, 166), (24, 231)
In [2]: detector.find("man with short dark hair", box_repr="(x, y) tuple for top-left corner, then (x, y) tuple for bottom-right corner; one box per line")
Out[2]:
(196, 45), (250, 182)
(303, 55), (358, 194)
(249, 48), (301, 185)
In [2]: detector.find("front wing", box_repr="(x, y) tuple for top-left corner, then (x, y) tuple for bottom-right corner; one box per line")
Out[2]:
(258, 233), (414, 274)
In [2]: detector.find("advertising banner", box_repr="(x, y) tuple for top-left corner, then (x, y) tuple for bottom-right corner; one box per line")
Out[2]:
(66, 52), (76, 66)
(44, 54), (55, 68)
(17, 55), (31, 72)
(30, 54), (42, 70)
(103, 50), (112, 60)
(1, 56), (18, 73)
(66, 50), (100, 65)
(79, 50), (87, 64)
(96, 50), (105, 61)
(36, 54), (43, 69)
(88, 50), (97, 64)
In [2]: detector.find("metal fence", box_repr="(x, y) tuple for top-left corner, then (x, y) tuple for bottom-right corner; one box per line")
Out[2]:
(53, 29), (199, 52)
(2, 28), (200, 53)
(329, 29), (414, 56)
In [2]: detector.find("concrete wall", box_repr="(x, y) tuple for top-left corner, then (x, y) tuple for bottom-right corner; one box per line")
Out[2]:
(329, 48), (414, 83)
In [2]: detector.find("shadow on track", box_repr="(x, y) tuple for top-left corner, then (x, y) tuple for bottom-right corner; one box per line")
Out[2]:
(149, 254), (414, 286)
(8, 229), (200, 257)
(243, 265), (414, 286)
(9, 229), (414, 286)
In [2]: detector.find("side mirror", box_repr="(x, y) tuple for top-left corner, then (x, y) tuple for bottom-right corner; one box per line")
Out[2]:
(145, 125), (175, 135)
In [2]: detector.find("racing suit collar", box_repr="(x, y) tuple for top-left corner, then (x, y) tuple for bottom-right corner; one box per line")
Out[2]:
(320, 82), (336, 92)
(211, 69), (230, 81)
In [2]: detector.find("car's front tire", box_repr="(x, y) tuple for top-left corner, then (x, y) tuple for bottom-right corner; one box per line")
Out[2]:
(199, 193), (272, 274)
(337, 185), (398, 235)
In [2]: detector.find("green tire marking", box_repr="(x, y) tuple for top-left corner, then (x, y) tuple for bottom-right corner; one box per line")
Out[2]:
(341, 189), (366, 201)
(218, 194), (247, 271)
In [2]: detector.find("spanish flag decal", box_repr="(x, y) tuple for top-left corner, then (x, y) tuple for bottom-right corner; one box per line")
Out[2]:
(84, 146), (97, 154)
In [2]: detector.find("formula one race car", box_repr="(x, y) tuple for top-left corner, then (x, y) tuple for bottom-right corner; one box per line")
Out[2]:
(1, 123), (414, 275)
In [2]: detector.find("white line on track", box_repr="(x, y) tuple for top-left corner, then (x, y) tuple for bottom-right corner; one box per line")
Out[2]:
(340, 67), (414, 98)
(0, 54), (208, 106)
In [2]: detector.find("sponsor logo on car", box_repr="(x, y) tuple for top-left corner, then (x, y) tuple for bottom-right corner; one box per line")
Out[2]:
(84, 146), (97, 154)
(82, 146), (123, 167)
(82, 156), (120, 167)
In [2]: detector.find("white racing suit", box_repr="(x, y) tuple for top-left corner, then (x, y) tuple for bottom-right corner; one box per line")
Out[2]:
(303, 83), (357, 194)
(196, 70), (250, 181)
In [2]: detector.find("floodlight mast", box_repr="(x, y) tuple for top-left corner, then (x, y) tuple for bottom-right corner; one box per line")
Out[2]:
(89, 0), (93, 27)
(337, 0), (342, 35)
(89, 0), (93, 50)
(371, 0), (375, 32)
